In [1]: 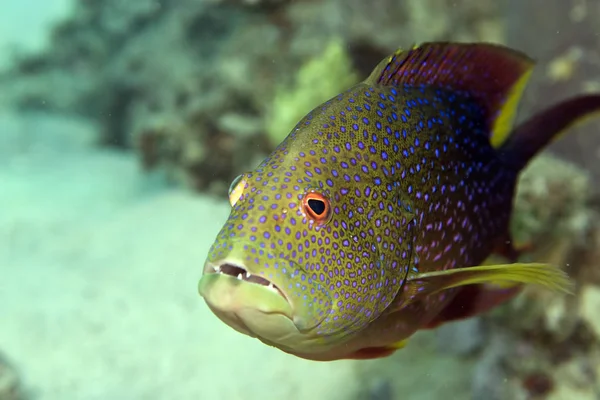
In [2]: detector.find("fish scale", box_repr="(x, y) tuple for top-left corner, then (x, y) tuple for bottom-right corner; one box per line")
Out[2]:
(199, 42), (600, 361)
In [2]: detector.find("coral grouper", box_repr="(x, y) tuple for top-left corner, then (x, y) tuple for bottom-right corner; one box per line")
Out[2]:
(199, 42), (600, 361)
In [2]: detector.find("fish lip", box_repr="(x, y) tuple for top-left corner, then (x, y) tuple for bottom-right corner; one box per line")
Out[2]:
(202, 251), (330, 332)
(203, 260), (289, 303)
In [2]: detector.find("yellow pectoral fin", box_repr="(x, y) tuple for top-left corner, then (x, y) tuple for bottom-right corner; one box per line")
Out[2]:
(407, 263), (574, 297)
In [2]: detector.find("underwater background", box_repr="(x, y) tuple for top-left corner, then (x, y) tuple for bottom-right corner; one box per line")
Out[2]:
(1, 0), (600, 399)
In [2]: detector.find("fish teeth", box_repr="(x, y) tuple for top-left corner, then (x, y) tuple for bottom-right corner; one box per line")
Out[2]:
(237, 273), (243, 280)
(268, 283), (276, 291)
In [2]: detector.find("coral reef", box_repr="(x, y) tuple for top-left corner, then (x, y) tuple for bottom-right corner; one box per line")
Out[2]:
(511, 153), (593, 250)
(265, 37), (358, 147)
(0, 0), (277, 193)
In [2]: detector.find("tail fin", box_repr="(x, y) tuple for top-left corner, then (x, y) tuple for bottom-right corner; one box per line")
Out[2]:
(500, 95), (600, 170)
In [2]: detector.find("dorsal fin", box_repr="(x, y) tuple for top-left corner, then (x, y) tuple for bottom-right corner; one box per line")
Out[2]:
(365, 42), (535, 148)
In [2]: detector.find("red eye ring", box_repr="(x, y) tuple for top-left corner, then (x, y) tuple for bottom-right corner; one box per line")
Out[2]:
(302, 192), (331, 224)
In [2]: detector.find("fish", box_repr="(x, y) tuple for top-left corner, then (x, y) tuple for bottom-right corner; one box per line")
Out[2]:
(198, 42), (600, 361)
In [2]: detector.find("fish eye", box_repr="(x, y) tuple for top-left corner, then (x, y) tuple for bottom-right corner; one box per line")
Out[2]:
(302, 192), (331, 224)
(228, 174), (246, 207)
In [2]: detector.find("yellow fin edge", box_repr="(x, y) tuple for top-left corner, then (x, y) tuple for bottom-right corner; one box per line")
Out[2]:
(413, 263), (574, 295)
(490, 67), (535, 148)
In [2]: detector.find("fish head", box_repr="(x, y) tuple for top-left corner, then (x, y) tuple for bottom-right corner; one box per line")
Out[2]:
(199, 142), (416, 356)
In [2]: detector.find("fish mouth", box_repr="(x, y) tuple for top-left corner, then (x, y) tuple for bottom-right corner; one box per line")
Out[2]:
(199, 252), (332, 349)
(207, 262), (287, 300)
(199, 259), (298, 344)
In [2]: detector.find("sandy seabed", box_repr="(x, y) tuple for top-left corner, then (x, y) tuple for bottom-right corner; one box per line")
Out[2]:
(0, 113), (471, 400)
